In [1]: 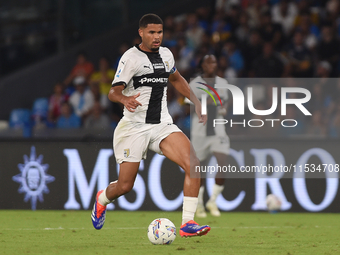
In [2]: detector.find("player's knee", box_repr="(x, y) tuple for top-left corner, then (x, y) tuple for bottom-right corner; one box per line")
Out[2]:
(119, 182), (133, 195)
(191, 156), (200, 169)
(182, 156), (199, 172)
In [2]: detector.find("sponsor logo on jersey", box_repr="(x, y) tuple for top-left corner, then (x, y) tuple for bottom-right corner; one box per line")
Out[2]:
(139, 77), (168, 84)
(153, 63), (165, 69)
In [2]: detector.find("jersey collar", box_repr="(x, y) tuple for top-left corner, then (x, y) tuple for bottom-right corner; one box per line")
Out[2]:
(135, 44), (159, 55)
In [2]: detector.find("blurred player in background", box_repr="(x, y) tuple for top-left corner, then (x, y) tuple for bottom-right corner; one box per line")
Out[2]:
(91, 13), (211, 237)
(189, 55), (230, 218)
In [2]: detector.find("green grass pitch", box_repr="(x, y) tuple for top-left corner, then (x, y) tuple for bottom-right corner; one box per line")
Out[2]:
(0, 210), (339, 255)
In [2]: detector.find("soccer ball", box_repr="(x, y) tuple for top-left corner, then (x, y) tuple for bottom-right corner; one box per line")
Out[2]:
(266, 194), (282, 212)
(147, 218), (176, 245)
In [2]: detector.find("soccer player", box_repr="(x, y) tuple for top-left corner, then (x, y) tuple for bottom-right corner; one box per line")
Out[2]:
(91, 14), (211, 237)
(189, 55), (230, 218)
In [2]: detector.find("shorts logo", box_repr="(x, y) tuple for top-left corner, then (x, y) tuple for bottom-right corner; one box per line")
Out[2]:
(124, 149), (130, 158)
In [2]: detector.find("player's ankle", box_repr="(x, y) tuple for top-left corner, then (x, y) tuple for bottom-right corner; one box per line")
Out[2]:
(98, 189), (111, 206)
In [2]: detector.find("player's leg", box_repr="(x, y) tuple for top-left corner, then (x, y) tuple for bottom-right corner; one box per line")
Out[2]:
(160, 132), (199, 196)
(92, 119), (148, 230)
(91, 162), (140, 230)
(159, 132), (211, 237)
(105, 162), (140, 200)
(196, 178), (207, 218)
(206, 152), (227, 217)
(191, 136), (210, 218)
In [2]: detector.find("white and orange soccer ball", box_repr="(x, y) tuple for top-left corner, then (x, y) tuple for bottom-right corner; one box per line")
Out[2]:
(147, 218), (176, 245)
(266, 194), (282, 212)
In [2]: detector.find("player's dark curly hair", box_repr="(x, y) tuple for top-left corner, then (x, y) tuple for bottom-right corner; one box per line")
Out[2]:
(139, 13), (163, 28)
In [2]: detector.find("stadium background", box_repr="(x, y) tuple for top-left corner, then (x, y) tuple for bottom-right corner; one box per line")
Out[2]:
(0, 0), (340, 212)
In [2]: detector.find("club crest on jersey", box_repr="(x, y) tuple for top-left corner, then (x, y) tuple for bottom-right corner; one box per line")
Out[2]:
(164, 61), (169, 70)
(124, 149), (130, 158)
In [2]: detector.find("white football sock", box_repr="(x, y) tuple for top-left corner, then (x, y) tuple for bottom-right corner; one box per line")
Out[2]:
(208, 184), (224, 204)
(182, 196), (198, 225)
(98, 188), (112, 206)
(198, 186), (205, 205)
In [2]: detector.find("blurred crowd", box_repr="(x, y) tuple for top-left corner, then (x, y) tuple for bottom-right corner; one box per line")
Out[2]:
(34, 52), (122, 131)
(162, 0), (340, 138)
(18, 0), (340, 137)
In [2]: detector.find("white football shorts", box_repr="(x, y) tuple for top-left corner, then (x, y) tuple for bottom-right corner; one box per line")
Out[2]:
(191, 134), (230, 161)
(114, 119), (182, 164)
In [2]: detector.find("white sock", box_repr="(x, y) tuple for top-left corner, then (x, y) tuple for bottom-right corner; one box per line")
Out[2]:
(98, 188), (112, 206)
(182, 196), (198, 225)
(208, 184), (224, 204)
(198, 186), (205, 205)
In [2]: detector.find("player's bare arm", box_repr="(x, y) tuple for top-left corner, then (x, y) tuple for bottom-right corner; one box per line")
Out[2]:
(169, 71), (207, 125)
(108, 85), (142, 112)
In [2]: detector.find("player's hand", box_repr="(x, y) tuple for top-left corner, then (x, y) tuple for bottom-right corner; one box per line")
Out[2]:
(195, 104), (207, 126)
(217, 106), (227, 116)
(122, 93), (142, 112)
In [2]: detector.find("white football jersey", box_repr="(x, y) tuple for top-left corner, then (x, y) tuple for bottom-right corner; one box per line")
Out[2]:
(189, 75), (229, 137)
(112, 45), (176, 124)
